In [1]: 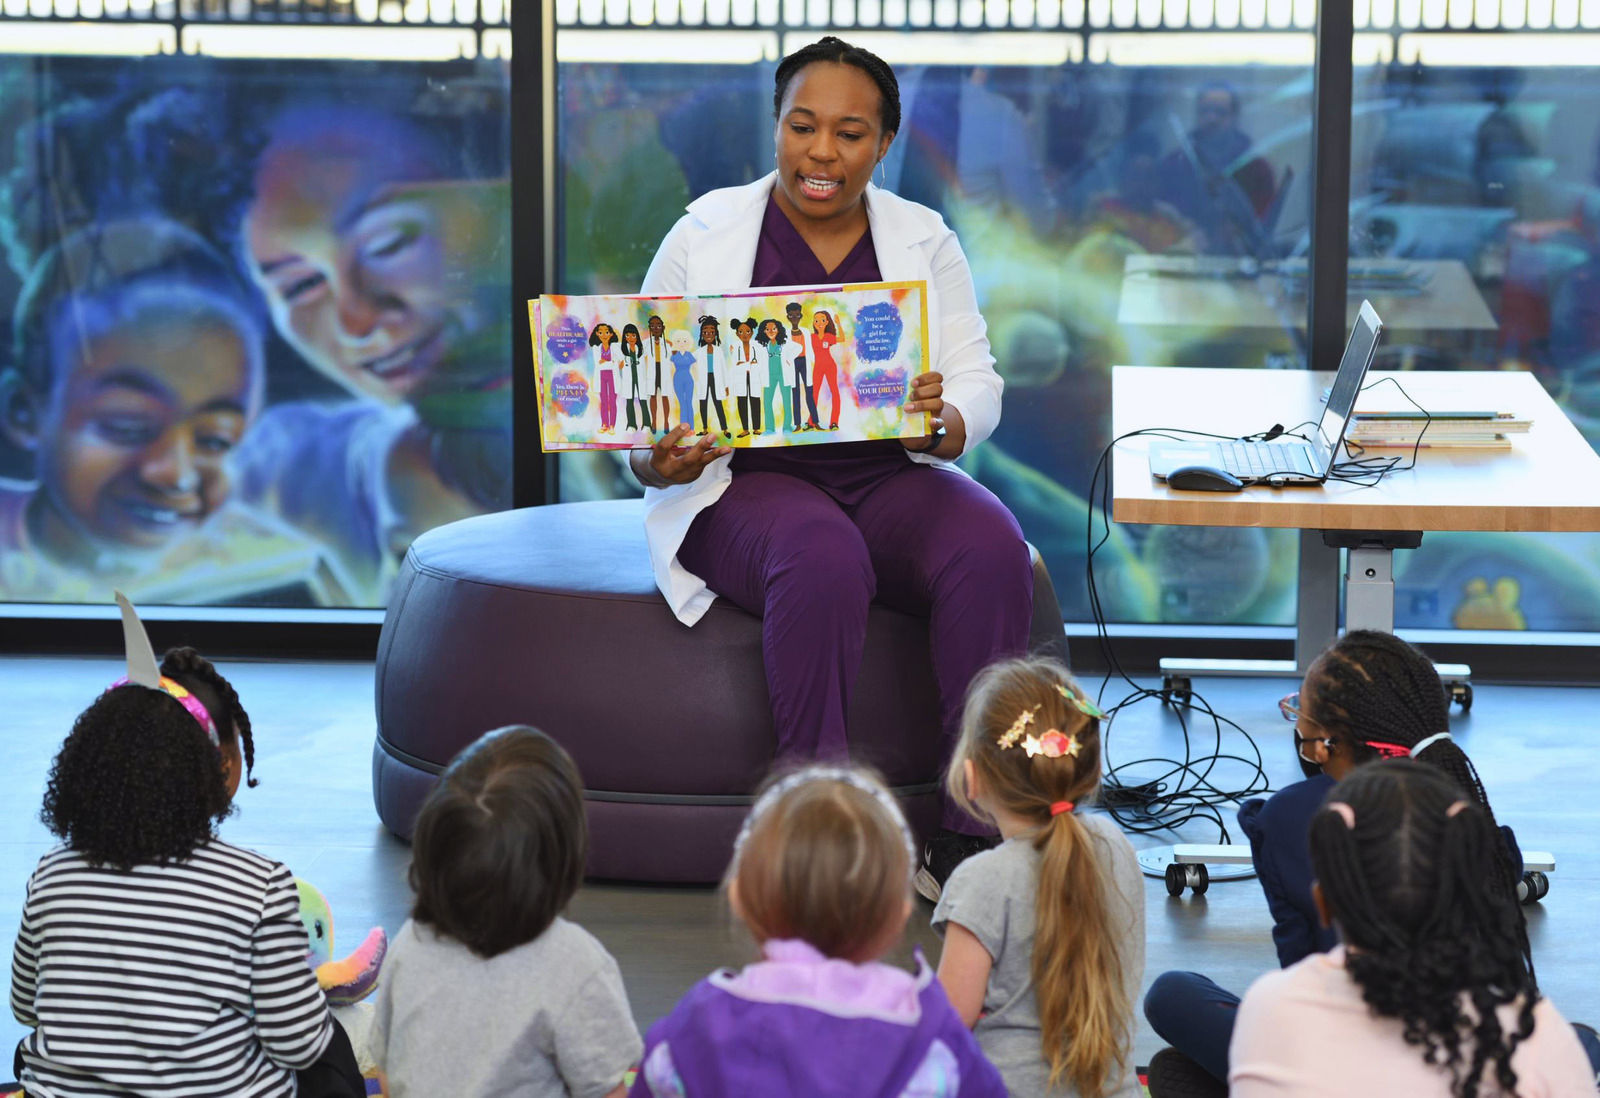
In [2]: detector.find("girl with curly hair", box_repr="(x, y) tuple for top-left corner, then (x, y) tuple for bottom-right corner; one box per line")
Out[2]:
(1230, 761), (1595, 1097)
(8, 654), (363, 1097)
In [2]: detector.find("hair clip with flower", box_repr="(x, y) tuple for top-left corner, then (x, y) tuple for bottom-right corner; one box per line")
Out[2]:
(1023, 729), (1080, 759)
(997, 705), (1040, 749)
(1056, 683), (1107, 721)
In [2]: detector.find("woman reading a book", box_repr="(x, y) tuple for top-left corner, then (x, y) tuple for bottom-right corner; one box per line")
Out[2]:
(629, 36), (1030, 895)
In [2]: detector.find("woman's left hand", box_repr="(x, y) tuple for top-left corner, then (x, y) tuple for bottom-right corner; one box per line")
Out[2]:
(901, 371), (963, 457)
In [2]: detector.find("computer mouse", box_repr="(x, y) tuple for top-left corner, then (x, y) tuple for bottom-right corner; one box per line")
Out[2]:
(1166, 465), (1246, 492)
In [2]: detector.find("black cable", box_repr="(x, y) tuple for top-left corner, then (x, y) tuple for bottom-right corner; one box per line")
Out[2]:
(1084, 378), (1434, 838)
(1085, 427), (1275, 842)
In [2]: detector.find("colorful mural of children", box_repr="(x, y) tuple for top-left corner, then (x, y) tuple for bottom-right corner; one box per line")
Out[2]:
(619, 322), (651, 432)
(642, 314), (673, 434)
(235, 80), (511, 604)
(785, 301), (820, 431)
(755, 318), (790, 436)
(727, 317), (763, 438)
(667, 328), (699, 430)
(589, 321), (621, 435)
(0, 219), (347, 605)
(695, 314), (731, 439)
(810, 308), (843, 431)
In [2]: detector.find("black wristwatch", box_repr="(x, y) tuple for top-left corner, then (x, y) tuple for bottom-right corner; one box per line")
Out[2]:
(908, 422), (947, 454)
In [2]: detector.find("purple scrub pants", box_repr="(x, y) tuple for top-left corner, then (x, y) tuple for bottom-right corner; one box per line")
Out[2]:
(677, 463), (1033, 833)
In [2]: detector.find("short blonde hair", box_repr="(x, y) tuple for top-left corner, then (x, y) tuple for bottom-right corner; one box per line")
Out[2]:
(728, 766), (911, 963)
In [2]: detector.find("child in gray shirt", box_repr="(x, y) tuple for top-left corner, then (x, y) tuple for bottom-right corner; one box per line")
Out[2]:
(932, 659), (1146, 1098)
(371, 727), (642, 1097)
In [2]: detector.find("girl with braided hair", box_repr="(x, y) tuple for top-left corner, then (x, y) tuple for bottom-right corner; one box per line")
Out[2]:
(1230, 760), (1595, 1096)
(159, 645), (259, 793)
(1143, 631), (1528, 1098)
(632, 36), (1029, 902)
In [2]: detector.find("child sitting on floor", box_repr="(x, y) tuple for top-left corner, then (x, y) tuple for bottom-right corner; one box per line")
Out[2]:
(371, 726), (641, 1098)
(1143, 630), (1532, 1097)
(1230, 760), (1595, 1096)
(633, 765), (1004, 1098)
(933, 658), (1146, 1098)
(8, 632), (363, 1096)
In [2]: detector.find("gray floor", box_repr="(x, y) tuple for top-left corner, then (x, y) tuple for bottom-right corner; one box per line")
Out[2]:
(2, 655), (1597, 1070)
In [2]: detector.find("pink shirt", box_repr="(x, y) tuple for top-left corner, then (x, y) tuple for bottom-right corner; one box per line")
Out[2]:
(1230, 947), (1596, 1097)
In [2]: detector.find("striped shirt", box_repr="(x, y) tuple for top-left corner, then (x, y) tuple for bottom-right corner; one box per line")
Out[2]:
(9, 840), (334, 1097)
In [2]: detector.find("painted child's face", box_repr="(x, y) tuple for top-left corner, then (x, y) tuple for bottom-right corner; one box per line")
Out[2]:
(736, 322), (754, 341)
(763, 321), (781, 340)
(649, 316), (665, 337)
(668, 332), (694, 352)
(624, 331), (640, 351)
(36, 303), (259, 556)
(245, 109), (487, 406)
(596, 324), (616, 345)
(813, 313), (827, 332)
(700, 322), (718, 344)
(787, 306), (803, 326)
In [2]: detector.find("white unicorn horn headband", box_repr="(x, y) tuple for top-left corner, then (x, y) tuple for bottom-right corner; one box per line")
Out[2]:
(108, 591), (219, 747)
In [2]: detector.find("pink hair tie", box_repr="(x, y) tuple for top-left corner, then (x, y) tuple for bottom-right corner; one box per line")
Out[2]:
(1446, 800), (1472, 818)
(1327, 802), (1356, 829)
(1363, 740), (1411, 759)
(1049, 801), (1074, 817)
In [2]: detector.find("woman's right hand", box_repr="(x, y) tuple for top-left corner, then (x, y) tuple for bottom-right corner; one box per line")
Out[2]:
(649, 424), (732, 485)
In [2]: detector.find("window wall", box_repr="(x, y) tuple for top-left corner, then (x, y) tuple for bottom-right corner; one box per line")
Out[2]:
(554, 0), (1600, 637)
(0, 7), (513, 612)
(552, 6), (1322, 626)
(1345, 11), (1600, 632)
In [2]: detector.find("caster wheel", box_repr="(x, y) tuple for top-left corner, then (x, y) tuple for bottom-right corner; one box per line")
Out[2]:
(1189, 864), (1210, 896)
(1162, 676), (1193, 706)
(1164, 862), (1186, 897)
(1519, 870), (1549, 905)
(1449, 683), (1473, 712)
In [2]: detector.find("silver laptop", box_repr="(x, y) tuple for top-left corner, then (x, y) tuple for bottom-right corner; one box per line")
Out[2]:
(1149, 300), (1385, 485)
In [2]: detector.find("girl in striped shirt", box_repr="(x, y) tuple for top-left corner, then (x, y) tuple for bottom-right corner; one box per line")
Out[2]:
(8, 652), (363, 1097)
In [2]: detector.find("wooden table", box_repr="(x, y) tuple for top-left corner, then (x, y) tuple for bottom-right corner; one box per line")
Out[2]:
(1111, 366), (1600, 685)
(1115, 366), (1594, 895)
(1117, 256), (1498, 334)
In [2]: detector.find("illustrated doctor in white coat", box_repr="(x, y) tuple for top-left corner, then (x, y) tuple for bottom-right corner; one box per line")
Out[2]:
(628, 37), (1034, 899)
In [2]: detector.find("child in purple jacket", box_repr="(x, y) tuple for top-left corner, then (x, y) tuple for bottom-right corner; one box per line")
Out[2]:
(630, 766), (1005, 1098)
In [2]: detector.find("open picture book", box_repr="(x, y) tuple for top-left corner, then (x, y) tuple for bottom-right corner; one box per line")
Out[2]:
(529, 280), (930, 451)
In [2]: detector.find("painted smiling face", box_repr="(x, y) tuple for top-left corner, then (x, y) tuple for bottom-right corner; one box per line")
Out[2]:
(699, 322), (719, 347)
(594, 324), (616, 347)
(245, 107), (481, 406)
(34, 295), (260, 557)
(763, 320), (782, 341)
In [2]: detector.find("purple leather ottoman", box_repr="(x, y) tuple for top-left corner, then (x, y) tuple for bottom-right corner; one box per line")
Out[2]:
(373, 499), (1066, 883)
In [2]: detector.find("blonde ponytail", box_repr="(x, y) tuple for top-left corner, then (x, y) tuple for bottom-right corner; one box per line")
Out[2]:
(1033, 810), (1129, 1096)
(948, 658), (1133, 1098)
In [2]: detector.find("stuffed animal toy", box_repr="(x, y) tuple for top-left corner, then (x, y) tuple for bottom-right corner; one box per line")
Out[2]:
(297, 878), (388, 1087)
(296, 878), (387, 1006)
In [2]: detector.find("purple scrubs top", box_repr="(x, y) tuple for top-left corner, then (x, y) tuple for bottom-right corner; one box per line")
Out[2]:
(732, 194), (912, 504)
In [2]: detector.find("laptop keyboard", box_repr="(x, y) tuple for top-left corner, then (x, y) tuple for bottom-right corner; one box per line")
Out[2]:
(1219, 442), (1312, 478)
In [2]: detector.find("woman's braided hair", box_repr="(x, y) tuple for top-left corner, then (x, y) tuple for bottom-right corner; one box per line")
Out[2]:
(1310, 761), (1538, 1098)
(160, 647), (258, 788)
(773, 36), (902, 136)
(1304, 631), (1524, 933)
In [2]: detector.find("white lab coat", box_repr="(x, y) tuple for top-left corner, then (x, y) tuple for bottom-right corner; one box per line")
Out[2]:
(692, 345), (722, 401)
(778, 331), (803, 388)
(727, 339), (762, 398)
(589, 343), (619, 382)
(642, 332), (672, 398)
(638, 172), (1003, 626)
